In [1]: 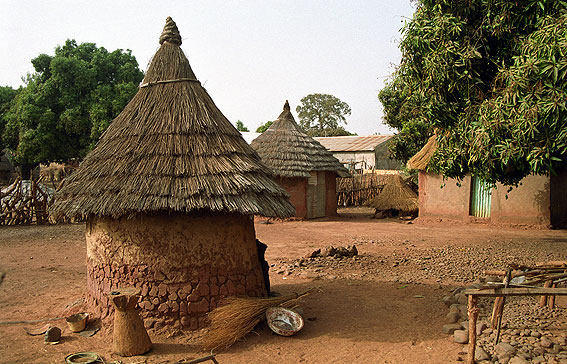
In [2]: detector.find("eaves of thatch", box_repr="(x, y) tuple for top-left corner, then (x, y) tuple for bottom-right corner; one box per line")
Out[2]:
(250, 101), (350, 178)
(407, 135), (437, 171)
(50, 17), (295, 220)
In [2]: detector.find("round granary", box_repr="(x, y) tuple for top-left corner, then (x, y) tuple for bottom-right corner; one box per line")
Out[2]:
(50, 17), (294, 329)
(85, 212), (267, 329)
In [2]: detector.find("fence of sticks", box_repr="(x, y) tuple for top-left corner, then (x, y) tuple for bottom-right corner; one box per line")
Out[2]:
(336, 173), (394, 207)
(0, 177), (54, 226)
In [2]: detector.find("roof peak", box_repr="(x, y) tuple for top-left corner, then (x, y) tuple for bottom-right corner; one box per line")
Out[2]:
(159, 17), (182, 46)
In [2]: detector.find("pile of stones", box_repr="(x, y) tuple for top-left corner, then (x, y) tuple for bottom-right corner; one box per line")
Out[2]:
(441, 284), (567, 363)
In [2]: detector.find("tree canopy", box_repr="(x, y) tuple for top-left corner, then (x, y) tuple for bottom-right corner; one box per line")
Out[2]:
(296, 93), (355, 137)
(379, 0), (567, 185)
(256, 120), (273, 133)
(235, 120), (249, 132)
(2, 39), (143, 176)
(0, 86), (18, 152)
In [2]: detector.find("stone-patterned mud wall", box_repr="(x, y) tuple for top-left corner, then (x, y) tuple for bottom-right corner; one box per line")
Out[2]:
(85, 212), (266, 330)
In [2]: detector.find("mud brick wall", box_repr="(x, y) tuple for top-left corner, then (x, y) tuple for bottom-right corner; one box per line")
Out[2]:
(85, 212), (267, 330)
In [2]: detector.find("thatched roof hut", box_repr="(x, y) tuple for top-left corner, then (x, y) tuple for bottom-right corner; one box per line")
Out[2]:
(50, 17), (294, 330)
(251, 101), (348, 218)
(369, 174), (418, 215)
(251, 101), (349, 178)
(50, 20), (294, 220)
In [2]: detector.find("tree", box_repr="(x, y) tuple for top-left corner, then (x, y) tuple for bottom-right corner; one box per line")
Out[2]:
(296, 93), (353, 137)
(380, 0), (567, 185)
(0, 86), (18, 152)
(256, 120), (273, 133)
(3, 39), (143, 177)
(235, 120), (249, 132)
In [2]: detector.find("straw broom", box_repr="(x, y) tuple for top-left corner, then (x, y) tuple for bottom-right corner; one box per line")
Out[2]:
(200, 289), (312, 351)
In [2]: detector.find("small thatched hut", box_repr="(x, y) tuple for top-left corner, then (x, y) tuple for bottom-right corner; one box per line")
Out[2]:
(250, 101), (349, 218)
(369, 174), (418, 217)
(50, 17), (294, 330)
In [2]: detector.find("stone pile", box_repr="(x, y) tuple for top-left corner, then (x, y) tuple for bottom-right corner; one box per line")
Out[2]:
(441, 284), (567, 363)
(271, 245), (360, 279)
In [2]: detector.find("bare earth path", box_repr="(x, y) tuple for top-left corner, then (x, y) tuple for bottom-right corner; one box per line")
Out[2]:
(0, 208), (565, 364)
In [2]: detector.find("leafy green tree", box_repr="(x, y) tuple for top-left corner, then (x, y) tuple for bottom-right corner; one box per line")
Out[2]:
(256, 120), (273, 133)
(0, 86), (18, 152)
(3, 39), (143, 178)
(235, 120), (249, 132)
(380, 0), (567, 185)
(296, 93), (353, 137)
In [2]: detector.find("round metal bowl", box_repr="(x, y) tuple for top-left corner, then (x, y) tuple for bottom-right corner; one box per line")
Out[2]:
(266, 307), (304, 336)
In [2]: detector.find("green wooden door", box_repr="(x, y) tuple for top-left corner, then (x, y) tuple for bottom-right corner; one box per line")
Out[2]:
(470, 177), (492, 218)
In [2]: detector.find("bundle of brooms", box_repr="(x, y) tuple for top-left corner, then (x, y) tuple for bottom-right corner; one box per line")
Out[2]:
(200, 289), (312, 351)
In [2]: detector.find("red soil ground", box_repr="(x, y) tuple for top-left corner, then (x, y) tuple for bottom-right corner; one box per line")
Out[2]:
(0, 208), (565, 364)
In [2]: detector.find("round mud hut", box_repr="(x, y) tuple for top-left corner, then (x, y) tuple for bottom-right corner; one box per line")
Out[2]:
(250, 101), (349, 219)
(50, 17), (294, 330)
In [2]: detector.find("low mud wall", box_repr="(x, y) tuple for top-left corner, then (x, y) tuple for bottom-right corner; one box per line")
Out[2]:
(85, 212), (266, 330)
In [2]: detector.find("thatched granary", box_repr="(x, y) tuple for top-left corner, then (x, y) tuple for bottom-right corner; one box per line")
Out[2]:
(250, 101), (349, 218)
(50, 17), (294, 330)
(369, 174), (418, 217)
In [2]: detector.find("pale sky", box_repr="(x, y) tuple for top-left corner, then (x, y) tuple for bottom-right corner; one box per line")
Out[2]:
(0, 1), (415, 136)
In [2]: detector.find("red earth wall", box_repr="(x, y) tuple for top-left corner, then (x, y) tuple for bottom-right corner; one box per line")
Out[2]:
(277, 177), (308, 218)
(85, 212), (266, 330)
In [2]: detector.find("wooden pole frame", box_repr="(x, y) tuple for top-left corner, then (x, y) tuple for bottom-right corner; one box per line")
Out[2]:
(464, 287), (567, 364)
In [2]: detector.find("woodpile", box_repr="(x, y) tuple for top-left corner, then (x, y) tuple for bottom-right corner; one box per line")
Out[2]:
(336, 173), (393, 207)
(0, 177), (53, 226)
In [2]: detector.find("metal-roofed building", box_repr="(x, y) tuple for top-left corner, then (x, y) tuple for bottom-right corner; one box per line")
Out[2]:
(314, 135), (403, 172)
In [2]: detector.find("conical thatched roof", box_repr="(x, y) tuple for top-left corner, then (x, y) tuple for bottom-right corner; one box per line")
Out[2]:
(369, 174), (418, 213)
(250, 101), (349, 178)
(407, 135), (437, 170)
(50, 17), (294, 220)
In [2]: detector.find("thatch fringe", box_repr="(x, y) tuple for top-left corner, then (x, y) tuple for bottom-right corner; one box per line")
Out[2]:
(369, 174), (418, 214)
(250, 101), (349, 178)
(50, 17), (295, 220)
(407, 135), (437, 170)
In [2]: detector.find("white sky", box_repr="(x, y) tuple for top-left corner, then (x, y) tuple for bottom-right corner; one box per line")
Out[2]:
(0, 1), (415, 136)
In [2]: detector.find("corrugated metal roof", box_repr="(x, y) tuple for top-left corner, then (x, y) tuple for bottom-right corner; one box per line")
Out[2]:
(314, 135), (393, 152)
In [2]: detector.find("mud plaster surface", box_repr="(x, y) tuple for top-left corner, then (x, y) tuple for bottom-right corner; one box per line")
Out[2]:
(85, 212), (266, 329)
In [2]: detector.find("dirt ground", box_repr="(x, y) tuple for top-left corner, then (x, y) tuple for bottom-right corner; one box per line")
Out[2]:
(1, 207), (566, 364)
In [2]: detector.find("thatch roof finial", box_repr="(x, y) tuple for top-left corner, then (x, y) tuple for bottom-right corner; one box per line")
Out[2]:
(283, 100), (290, 111)
(160, 17), (182, 45)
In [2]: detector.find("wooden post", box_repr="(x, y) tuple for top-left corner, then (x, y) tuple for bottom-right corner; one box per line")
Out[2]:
(548, 283), (556, 309)
(491, 271), (509, 329)
(491, 297), (505, 329)
(109, 288), (152, 356)
(539, 280), (553, 307)
(467, 295), (479, 364)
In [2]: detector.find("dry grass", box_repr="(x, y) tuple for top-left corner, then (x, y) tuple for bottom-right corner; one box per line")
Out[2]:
(250, 101), (349, 178)
(50, 17), (294, 220)
(407, 135), (437, 171)
(200, 290), (311, 351)
(369, 174), (418, 214)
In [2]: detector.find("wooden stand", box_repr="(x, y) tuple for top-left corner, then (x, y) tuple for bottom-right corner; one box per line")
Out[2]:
(109, 288), (152, 356)
(464, 287), (567, 364)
